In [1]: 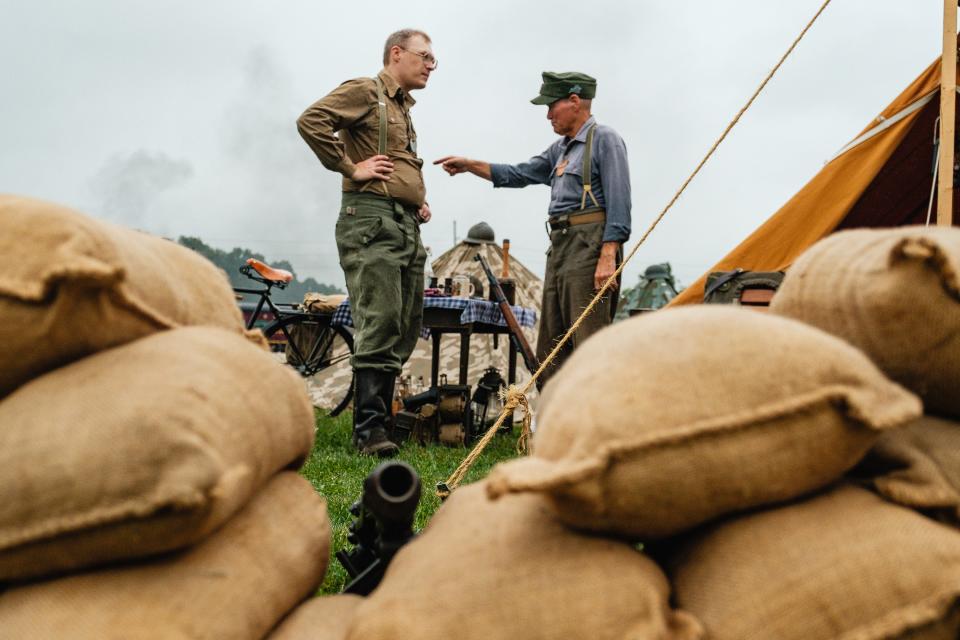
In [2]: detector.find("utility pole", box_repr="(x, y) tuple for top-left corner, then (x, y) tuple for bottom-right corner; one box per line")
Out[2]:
(938, 0), (957, 226)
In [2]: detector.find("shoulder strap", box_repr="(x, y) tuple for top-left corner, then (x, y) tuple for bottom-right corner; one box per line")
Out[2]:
(580, 124), (600, 210)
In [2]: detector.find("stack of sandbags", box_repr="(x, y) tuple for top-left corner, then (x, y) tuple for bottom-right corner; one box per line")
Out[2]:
(471, 305), (960, 639)
(342, 230), (959, 639)
(770, 226), (960, 529)
(0, 196), (331, 639)
(347, 483), (703, 640)
(341, 306), (936, 639)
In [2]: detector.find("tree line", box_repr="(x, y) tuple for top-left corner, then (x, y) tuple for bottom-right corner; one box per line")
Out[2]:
(178, 236), (344, 304)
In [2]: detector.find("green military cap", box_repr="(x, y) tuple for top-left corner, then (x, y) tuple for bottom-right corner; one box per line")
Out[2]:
(530, 71), (597, 105)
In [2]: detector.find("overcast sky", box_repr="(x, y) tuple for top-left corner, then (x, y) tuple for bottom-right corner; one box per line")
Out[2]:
(1, 1), (948, 289)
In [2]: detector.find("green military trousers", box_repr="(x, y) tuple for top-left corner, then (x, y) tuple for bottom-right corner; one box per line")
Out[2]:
(336, 192), (427, 373)
(535, 222), (619, 389)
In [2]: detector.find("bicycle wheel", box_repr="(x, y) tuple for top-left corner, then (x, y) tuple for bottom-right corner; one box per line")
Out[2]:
(262, 315), (354, 417)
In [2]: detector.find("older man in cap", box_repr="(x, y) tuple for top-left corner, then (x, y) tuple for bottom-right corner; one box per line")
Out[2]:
(435, 71), (631, 388)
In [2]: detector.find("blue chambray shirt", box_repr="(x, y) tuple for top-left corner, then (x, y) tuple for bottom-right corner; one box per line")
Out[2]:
(489, 116), (632, 244)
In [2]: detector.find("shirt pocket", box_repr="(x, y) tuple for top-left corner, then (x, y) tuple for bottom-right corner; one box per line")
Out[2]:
(551, 144), (586, 187)
(387, 115), (409, 153)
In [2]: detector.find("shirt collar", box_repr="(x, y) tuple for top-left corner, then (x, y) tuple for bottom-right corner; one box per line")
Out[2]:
(378, 70), (417, 107)
(570, 115), (596, 143)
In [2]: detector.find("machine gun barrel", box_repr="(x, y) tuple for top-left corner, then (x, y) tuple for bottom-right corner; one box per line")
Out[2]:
(336, 461), (421, 595)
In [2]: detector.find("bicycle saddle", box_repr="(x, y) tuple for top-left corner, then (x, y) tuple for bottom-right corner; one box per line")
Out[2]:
(246, 258), (293, 284)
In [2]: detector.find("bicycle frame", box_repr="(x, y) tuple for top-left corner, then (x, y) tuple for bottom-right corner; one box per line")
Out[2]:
(234, 265), (350, 377)
(234, 283), (291, 332)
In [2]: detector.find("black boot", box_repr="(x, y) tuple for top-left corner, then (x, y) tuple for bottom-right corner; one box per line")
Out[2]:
(352, 369), (400, 457)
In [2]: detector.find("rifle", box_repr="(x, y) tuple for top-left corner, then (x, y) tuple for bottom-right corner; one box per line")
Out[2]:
(474, 253), (539, 374)
(336, 461), (421, 595)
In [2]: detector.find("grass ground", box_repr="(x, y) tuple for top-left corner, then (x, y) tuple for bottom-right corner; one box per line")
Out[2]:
(299, 409), (523, 594)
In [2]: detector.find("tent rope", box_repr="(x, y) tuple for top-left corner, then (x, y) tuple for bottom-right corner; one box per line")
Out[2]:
(436, 0), (834, 499)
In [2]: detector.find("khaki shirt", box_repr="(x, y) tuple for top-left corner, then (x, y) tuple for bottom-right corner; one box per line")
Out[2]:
(297, 70), (426, 208)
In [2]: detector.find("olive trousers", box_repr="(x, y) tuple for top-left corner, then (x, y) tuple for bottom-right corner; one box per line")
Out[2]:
(335, 192), (427, 374)
(536, 222), (619, 389)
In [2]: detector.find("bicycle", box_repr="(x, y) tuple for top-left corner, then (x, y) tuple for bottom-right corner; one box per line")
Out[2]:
(234, 258), (354, 417)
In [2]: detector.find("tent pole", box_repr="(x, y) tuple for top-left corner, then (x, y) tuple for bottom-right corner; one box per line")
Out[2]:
(938, 0), (957, 226)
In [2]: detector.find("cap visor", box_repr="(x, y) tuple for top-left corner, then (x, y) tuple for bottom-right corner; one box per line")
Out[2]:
(530, 94), (555, 105)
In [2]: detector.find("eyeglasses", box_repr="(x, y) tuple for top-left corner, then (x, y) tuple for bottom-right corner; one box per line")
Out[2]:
(400, 47), (438, 69)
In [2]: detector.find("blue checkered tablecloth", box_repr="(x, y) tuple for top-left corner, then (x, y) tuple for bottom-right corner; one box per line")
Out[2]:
(331, 296), (536, 337)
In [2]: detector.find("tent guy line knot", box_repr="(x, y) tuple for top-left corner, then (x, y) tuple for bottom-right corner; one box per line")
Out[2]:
(435, 0), (834, 500)
(500, 385), (534, 454)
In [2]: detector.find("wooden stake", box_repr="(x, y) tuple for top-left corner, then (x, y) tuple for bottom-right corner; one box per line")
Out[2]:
(938, 0), (957, 226)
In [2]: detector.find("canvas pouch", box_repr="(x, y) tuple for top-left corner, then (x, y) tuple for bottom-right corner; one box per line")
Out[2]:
(658, 484), (960, 640)
(0, 194), (253, 398)
(486, 306), (921, 539)
(851, 414), (960, 527)
(285, 318), (325, 368)
(346, 482), (703, 640)
(0, 473), (331, 640)
(770, 226), (960, 417)
(302, 293), (347, 313)
(0, 326), (315, 581)
(269, 595), (363, 640)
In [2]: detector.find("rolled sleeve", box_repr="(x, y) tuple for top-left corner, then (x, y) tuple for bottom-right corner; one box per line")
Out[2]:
(490, 147), (555, 188)
(597, 130), (632, 243)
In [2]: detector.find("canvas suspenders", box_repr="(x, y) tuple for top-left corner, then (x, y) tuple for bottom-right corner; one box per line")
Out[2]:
(579, 124), (601, 211)
(359, 76), (391, 197)
(374, 76), (388, 156)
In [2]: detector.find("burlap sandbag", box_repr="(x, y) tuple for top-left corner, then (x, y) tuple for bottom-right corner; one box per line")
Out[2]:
(0, 472), (331, 640)
(658, 484), (960, 640)
(269, 595), (363, 640)
(347, 482), (703, 640)
(0, 194), (251, 398)
(851, 414), (960, 527)
(770, 226), (960, 417)
(0, 326), (315, 581)
(486, 306), (921, 539)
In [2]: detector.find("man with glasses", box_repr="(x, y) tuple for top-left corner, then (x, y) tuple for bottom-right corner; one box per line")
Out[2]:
(435, 72), (631, 389)
(297, 29), (437, 456)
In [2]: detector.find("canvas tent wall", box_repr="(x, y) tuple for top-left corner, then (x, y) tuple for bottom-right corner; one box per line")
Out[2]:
(672, 47), (960, 306)
(306, 233), (543, 410)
